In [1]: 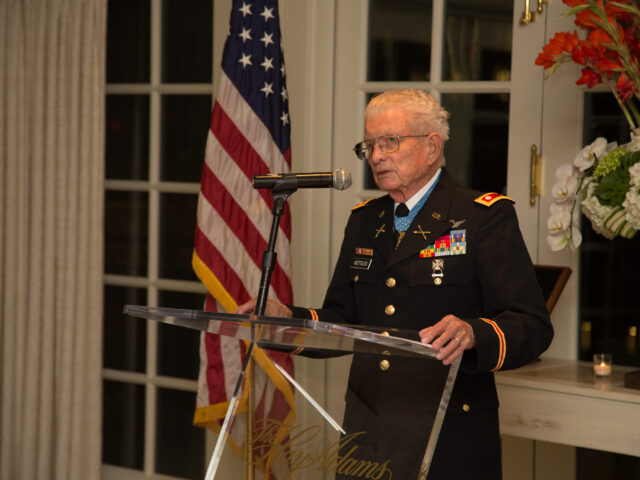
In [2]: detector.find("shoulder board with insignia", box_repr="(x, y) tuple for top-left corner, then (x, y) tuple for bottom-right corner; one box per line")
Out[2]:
(351, 198), (375, 211)
(474, 193), (515, 207)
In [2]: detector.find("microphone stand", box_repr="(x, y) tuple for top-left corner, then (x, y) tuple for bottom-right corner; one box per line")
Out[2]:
(255, 182), (296, 316)
(246, 182), (296, 480)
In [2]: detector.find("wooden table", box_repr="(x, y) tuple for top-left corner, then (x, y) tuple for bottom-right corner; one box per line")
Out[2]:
(495, 358), (640, 457)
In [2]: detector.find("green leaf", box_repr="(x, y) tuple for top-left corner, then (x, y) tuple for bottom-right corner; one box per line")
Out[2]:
(582, 183), (590, 201)
(629, 151), (640, 167)
(617, 149), (632, 168)
(563, 4), (593, 18)
(594, 168), (631, 206)
(609, 2), (640, 17)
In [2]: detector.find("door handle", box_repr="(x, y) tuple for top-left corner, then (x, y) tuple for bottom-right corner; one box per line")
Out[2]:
(520, 0), (547, 26)
(530, 144), (542, 206)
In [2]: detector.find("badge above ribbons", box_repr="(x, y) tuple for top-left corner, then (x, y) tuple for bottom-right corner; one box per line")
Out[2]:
(420, 230), (467, 258)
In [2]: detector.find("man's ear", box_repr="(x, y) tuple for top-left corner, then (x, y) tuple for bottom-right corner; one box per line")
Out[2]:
(426, 133), (443, 163)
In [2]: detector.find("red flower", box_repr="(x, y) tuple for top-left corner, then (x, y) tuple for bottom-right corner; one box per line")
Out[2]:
(578, 40), (616, 70)
(576, 68), (602, 87)
(535, 31), (580, 68)
(574, 1), (604, 28)
(571, 45), (587, 65)
(624, 26), (640, 59)
(587, 28), (614, 48)
(617, 73), (637, 102)
(606, 0), (634, 21)
(594, 58), (624, 75)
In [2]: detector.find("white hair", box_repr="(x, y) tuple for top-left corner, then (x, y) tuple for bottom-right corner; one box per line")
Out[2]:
(365, 89), (450, 142)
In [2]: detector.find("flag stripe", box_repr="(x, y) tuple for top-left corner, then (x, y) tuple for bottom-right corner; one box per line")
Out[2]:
(216, 71), (290, 173)
(193, 229), (249, 311)
(209, 104), (292, 240)
(199, 164), (292, 301)
(202, 130), (292, 275)
(195, 193), (286, 304)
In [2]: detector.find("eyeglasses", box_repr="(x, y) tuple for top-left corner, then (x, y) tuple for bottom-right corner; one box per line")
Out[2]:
(353, 134), (430, 161)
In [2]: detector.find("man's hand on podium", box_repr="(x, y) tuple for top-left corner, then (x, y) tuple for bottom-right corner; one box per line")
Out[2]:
(419, 314), (476, 366)
(235, 297), (293, 318)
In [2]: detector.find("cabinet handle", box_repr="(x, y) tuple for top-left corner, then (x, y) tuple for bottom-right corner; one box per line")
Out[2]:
(520, 0), (536, 25)
(530, 144), (542, 206)
(537, 0), (548, 14)
(520, 0), (546, 25)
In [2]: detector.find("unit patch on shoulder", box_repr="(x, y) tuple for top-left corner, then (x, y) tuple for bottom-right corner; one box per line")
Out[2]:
(351, 198), (375, 211)
(474, 192), (515, 207)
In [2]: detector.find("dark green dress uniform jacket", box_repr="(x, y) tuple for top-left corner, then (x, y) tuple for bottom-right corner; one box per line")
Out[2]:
(290, 170), (553, 480)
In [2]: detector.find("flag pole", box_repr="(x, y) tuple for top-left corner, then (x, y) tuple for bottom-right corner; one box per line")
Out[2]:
(246, 358), (254, 480)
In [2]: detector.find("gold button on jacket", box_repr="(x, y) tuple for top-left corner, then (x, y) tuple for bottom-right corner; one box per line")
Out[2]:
(379, 359), (390, 371)
(385, 277), (396, 288)
(384, 304), (395, 315)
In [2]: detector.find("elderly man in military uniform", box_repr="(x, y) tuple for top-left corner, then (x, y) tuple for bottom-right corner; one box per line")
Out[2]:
(238, 89), (553, 480)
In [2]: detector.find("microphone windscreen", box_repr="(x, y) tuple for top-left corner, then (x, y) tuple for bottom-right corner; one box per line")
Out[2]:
(333, 168), (352, 190)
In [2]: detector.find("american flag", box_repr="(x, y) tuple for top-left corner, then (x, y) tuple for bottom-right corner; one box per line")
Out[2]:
(192, 0), (295, 476)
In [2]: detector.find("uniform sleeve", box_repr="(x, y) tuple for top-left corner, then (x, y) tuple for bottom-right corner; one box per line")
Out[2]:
(287, 211), (363, 325)
(464, 201), (553, 373)
(278, 214), (361, 358)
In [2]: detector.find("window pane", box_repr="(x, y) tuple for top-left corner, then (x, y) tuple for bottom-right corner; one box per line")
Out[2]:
(155, 387), (206, 479)
(104, 286), (147, 373)
(105, 190), (149, 276)
(161, 95), (211, 182)
(579, 93), (640, 368)
(102, 380), (145, 469)
(368, 0), (432, 81)
(442, 0), (512, 81)
(158, 193), (199, 281)
(106, 95), (150, 180)
(157, 290), (205, 379)
(440, 93), (509, 192)
(107, 0), (150, 83)
(162, 0), (213, 83)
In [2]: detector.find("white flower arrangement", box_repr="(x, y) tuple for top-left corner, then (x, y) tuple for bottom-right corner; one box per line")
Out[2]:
(547, 135), (640, 251)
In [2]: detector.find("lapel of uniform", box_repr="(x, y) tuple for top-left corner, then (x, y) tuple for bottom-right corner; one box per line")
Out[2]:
(363, 195), (394, 262)
(388, 171), (456, 267)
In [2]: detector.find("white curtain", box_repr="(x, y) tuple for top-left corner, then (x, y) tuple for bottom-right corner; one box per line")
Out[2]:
(0, 0), (106, 478)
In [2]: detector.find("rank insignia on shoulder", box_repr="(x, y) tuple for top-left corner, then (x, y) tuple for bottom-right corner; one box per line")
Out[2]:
(420, 230), (466, 258)
(351, 198), (375, 211)
(474, 192), (514, 207)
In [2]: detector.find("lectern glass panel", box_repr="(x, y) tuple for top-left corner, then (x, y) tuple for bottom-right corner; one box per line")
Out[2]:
(124, 305), (459, 480)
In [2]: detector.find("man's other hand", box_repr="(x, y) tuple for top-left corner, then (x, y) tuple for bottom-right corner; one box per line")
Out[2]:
(419, 314), (475, 365)
(234, 297), (293, 318)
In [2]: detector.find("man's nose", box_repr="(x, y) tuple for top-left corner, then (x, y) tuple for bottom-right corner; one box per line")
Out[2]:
(369, 141), (385, 163)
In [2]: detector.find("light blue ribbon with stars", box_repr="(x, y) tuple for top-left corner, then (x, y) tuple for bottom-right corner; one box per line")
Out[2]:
(394, 172), (441, 232)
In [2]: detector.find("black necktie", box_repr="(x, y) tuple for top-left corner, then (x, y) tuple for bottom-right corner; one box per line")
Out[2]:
(394, 203), (409, 247)
(395, 203), (409, 218)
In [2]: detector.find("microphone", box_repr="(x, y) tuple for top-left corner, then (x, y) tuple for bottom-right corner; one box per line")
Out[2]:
(252, 168), (352, 191)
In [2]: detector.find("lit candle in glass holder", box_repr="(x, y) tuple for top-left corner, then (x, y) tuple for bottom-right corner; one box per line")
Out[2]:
(593, 353), (612, 376)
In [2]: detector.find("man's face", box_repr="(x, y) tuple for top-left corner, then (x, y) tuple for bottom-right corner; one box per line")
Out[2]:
(364, 108), (439, 203)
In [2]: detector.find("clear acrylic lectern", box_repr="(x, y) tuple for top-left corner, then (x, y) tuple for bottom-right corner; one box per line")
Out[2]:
(124, 305), (460, 480)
